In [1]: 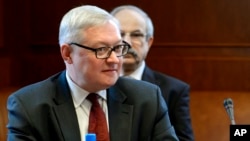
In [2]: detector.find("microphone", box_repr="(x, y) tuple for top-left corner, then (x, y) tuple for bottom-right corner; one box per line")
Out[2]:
(223, 98), (236, 125)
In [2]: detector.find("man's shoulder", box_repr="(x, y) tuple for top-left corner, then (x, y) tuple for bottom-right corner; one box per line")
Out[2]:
(10, 71), (64, 98)
(154, 70), (188, 86)
(117, 76), (158, 89)
(111, 77), (162, 104)
(144, 66), (189, 87)
(114, 77), (161, 99)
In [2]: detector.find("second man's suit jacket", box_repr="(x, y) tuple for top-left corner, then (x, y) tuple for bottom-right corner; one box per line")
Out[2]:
(7, 71), (179, 141)
(142, 66), (194, 141)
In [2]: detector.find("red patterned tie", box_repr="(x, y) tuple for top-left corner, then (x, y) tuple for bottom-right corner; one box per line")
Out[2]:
(87, 93), (109, 141)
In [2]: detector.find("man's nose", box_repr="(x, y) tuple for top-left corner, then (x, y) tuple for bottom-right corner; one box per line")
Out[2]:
(107, 51), (120, 63)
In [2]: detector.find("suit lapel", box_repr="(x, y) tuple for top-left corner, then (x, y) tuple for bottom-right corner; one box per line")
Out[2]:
(52, 71), (81, 141)
(142, 66), (160, 85)
(108, 85), (133, 141)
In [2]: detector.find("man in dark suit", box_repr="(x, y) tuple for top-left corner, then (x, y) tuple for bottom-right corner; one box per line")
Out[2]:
(111, 5), (194, 141)
(7, 5), (178, 141)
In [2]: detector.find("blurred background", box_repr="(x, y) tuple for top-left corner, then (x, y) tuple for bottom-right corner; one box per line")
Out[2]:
(1, 0), (250, 140)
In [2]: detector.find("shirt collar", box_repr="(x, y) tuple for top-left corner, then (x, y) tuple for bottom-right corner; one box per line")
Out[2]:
(65, 71), (107, 108)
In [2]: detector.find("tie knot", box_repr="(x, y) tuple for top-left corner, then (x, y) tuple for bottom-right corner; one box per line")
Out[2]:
(87, 93), (99, 106)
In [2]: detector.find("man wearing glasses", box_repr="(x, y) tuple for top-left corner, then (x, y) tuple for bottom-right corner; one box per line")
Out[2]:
(111, 5), (194, 141)
(7, 5), (178, 141)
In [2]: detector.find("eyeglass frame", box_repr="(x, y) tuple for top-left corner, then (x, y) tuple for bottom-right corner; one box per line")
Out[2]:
(69, 40), (131, 59)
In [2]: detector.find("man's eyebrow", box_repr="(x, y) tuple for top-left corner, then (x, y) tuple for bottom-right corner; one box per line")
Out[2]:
(131, 30), (143, 33)
(92, 40), (123, 47)
(121, 29), (143, 33)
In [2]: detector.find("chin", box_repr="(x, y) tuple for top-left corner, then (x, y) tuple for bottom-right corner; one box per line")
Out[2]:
(104, 78), (118, 87)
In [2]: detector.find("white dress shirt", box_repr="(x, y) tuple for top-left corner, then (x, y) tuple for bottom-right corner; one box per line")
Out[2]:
(122, 61), (145, 80)
(66, 71), (109, 141)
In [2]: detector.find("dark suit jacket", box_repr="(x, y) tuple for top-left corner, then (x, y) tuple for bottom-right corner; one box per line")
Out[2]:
(7, 71), (179, 141)
(142, 66), (194, 141)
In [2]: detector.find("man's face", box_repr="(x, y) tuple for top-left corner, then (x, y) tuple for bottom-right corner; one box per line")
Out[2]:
(63, 20), (123, 92)
(114, 9), (153, 74)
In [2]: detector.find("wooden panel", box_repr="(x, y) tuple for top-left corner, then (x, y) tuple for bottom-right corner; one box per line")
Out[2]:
(0, 57), (11, 88)
(0, 0), (3, 48)
(146, 45), (250, 91)
(150, 1), (250, 44)
(11, 51), (65, 86)
(3, 0), (31, 53)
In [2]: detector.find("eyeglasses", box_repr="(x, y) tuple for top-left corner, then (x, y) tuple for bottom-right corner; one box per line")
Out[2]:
(69, 41), (131, 59)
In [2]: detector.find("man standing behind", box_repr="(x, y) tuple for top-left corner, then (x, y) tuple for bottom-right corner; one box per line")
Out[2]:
(111, 5), (194, 141)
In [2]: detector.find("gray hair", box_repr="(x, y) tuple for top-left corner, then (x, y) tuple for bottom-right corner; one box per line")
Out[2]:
(110, 5), (154, 40)
(59, 5), (118, 46)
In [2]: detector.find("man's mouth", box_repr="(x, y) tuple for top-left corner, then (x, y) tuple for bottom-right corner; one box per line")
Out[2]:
(124, 53), (134, 58)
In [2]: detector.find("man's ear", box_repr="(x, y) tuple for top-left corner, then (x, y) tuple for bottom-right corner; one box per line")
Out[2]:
(147, 37), (154, 49)
(60, 44), (73, 64)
